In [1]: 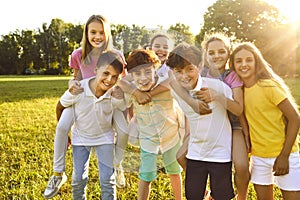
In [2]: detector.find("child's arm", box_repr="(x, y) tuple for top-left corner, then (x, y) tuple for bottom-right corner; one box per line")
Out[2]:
(118, 75), (152, 105)
(68, 69), (84, 95)
(273, 98), (300, 176)
(193, 86), (243, 116)
(111, 86), (127, 111)
(149, 79), (169, 96)
(168, 71), (211, 115)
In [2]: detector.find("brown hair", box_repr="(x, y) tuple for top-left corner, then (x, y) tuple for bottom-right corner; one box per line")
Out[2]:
(96, 51), (124, 74)
(126, 49), (161, 72)
(166, 42), (203, 69)
(230, 42), (298, 110)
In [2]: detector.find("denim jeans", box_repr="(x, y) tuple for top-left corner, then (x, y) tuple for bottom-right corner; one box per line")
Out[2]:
(72, 144), (116, 200)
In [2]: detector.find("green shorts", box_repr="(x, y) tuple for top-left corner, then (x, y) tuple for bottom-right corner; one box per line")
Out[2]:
(139, 141), (182, 182)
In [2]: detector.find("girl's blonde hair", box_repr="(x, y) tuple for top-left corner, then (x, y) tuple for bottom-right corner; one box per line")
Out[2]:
(229, 42), (299, 111)
(81, 14), (113, 64)
(201, 32), (231, 53)
(201, 32), (232, 70)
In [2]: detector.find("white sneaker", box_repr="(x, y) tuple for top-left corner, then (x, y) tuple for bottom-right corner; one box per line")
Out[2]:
(44, 173), (67, 199)
(115, 167), (126, 189)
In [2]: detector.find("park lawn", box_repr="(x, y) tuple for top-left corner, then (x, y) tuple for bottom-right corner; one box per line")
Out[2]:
(0, 75), (299, 199)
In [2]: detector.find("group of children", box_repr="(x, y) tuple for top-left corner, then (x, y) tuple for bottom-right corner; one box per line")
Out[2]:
(44, 14), (300, 200)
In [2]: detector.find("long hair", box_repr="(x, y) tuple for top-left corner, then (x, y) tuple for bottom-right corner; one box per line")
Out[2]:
(229, 42), (298, 110)
(81, 14), (113, 64)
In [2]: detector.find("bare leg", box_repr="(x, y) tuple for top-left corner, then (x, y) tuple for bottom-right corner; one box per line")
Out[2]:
(169, 174), (183, 200)
(138, 180), (151, 200)
(254, 184), (274, 200)
(281, 190), (300, 200)
(232, 129), (250, 200)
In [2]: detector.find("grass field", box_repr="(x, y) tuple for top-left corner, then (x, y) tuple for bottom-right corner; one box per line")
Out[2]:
(0, 75), (299, 199)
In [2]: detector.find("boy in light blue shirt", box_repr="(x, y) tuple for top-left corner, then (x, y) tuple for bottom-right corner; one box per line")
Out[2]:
(120, 49), (183, 200)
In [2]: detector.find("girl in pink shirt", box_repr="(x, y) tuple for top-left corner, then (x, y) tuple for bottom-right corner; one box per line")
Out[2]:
(44, 14), (127, 199)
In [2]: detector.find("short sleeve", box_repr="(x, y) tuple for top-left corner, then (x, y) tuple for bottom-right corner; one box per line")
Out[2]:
(69, 48), (82, 70)
(224, 71), (243, 89)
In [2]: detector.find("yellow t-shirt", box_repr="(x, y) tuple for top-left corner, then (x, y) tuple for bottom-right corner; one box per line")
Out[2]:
(244, 79), (298, 157)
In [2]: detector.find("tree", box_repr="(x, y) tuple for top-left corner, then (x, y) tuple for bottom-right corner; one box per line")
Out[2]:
(111, 24), (149, 58)
(168, 23), (194, 46)
(18, 30), (37, 74)
(0, 33), (21, 74)
(197, 0), (296, 75)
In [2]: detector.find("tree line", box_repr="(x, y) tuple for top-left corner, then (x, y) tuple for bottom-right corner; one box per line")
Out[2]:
(0, 0), (299, 76)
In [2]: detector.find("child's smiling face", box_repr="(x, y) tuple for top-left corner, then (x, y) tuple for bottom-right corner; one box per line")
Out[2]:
(131, 64), (157, 92)
(173, 64), (199, 90)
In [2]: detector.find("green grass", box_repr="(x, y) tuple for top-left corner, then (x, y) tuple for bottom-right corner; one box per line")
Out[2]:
(0, 75), (299, 199)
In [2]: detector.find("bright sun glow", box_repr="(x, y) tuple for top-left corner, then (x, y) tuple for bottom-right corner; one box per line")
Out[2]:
(265, 0), (300, 23)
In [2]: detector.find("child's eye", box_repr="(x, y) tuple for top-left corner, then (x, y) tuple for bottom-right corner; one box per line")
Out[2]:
(219, 49), (227, 54)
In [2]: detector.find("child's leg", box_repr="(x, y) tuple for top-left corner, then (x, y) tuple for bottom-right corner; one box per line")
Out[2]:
(250, 155), (274, 199)
(185, 159), (208, 199)
(113, 109), (128, 189)
(112, 109), (128, 167)
(138, 180), (151, 200)
(169, 174), (182, 200)
(53, 107), (74, 173)
(209, 161), (235, 200)
(281, 190), (300, 199)
(253, 184), (273, 199)
(71, 145), (91, 199)
(138, 149), (158, 200)
(163, 141), (183, 200)
(276, 152), (300, 199)
(95, 144), (116, 200)
(232, 129), (250, 200)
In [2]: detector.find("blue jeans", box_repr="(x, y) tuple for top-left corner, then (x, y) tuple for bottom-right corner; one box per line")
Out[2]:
(71, 144), (116, 200)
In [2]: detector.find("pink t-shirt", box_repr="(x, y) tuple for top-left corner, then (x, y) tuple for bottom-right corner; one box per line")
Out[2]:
(223, 71), (243, 89)
(206, 70), (243, 89)
(69, 48), (97, 79)
(69, 48), (126, 79)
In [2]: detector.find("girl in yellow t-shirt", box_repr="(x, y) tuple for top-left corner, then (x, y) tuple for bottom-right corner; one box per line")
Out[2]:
(230, 41), (300, 200)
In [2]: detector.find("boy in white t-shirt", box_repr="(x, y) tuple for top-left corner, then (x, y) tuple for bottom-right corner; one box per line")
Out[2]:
(166, 43), (235, 200)
(57, 51), (126, 200)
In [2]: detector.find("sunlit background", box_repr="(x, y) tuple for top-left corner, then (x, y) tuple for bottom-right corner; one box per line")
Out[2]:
(1, 0), (299, 36)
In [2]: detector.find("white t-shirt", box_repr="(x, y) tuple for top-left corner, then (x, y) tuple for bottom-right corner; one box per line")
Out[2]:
(60, 77), (125, 146)
(171, 76), (233, 162)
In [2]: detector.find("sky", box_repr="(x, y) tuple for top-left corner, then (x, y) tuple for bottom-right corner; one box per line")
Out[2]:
(1, 0), (299, 36)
